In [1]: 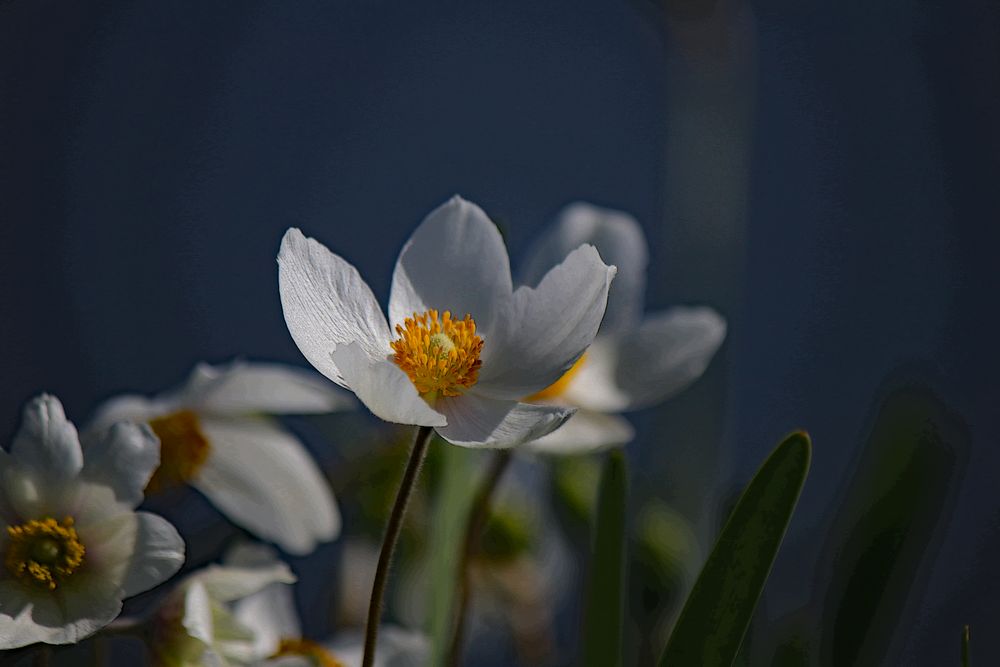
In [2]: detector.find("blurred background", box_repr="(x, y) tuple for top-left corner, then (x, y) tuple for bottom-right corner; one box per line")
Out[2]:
(2, 0), (998, 665)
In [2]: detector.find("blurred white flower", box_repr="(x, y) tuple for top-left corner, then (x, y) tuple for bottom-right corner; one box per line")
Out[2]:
(519, 203), (727, 454)
(149, 545), (296, 667)
(0, 394), (184, 648)
(278, 195), (617, 449)
(231, 545), (428, 667)
(88, 360), (353, 555)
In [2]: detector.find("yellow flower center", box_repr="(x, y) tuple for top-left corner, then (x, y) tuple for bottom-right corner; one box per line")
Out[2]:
(5, 517), (85, 590)
(526, 353), (588, 402)
(391, 309), (483, 400)
(146, 410), (211, 494)
(273, 637), (346, 667)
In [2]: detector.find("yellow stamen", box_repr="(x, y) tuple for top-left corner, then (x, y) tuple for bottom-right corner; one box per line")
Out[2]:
(526, 353), (588, 402)
(146, 410), (211, 493)
(273, 637), (346, 667)
(390, 309), (483, 399)
(5, 517), (85, 590)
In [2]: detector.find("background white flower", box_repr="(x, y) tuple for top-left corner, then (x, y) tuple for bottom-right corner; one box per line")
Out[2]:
(149, 544), (296, 667)
(230, 544), (428, 667)
(278, 195), (617, 449)
(0, 394), (184, 648)
(87, 360), (353, 555)
(519, 203), (727, 453)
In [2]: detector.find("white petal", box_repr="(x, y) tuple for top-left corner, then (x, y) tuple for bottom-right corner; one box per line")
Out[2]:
(477, 245), (616, 399)
(232, 574), (300, 658)
(331, 342), (446, 428)
(186, 561), (296, 604)
(559, 338), (632, 412)
(183, 580), (215, 646)
(10, 395), (82, 482)
(522, 410), (635, 455)
(193, 416), (342, 554)
(579, 306), (726, 411)
(0, 576), (123, 648)
(520, 202), (648, 333)
(278, 228), (393, 386)
(184, 360), (357, 416)
(122, 512), (186, 596)
(388, 196), (513, 352)
(81, 421), (160, 508)
(84, 394), (165, 437)
(435, 395), (574, 449)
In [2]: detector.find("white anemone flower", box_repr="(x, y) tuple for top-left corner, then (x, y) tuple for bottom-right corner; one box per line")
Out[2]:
(519, 203), (727, 453)
(0, 394), (184, 648)
(87, 360), (354, 555)
(148, 547), (296, 667)
(229, 545), (428, 667)
(278, 196), (617, 448)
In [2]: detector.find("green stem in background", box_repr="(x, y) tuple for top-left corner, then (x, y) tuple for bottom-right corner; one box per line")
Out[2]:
(445, 448), (515, 667)
(962, 625), (970, 667)
(362, 425), (435, 667)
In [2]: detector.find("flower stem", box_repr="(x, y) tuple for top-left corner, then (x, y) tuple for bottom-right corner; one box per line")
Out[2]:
(362, 425), (435, 667)
(446, 448), (514, 667)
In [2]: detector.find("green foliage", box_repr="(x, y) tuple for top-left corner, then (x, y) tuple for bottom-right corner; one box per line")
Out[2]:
(962, 625), (970, 667)
(581, 449), (629, 667)
(479, 508), (536, 563)
(659, 432), (811, 667)
(426, 439), (480, 665)
(817, 386), (968, 666)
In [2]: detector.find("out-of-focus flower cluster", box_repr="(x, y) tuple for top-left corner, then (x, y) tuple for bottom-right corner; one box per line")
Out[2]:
(0, 197), (723, 666)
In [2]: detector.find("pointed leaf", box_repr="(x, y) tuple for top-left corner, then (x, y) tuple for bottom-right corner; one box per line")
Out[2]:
(582, 449), (629, 667)
(659, 431), (811, 667)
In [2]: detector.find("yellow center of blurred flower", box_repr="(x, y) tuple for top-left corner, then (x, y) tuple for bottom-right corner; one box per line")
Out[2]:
(5, 517), (85, 590)
(391, 309), (483, 400)
(273, 637), (346, 667)
(146, 410), (211, 493)
(526, 353), (587, 402)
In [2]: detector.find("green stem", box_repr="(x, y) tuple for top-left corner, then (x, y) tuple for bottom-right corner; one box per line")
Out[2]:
(362, 425), (435, 667)
(445, 448), (514, 667)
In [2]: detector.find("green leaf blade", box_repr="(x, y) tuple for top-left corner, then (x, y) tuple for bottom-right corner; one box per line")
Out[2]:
(582, 449), (629, 667)
(659, 431), (812, 667)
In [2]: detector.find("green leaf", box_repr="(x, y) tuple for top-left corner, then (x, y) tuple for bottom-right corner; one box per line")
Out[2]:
(962, 624), (970, 667)
(659, 431), (811, 667)
(582, 449), (629, 667)
(817, 385), (968, 666)
(426, 439), (480, 665)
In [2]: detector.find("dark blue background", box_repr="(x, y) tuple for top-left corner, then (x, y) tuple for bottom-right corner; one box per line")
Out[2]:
(2, 1), (998, 664)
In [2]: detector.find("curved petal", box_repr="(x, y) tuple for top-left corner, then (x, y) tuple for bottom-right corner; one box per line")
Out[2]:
(435, 395), (574, 449)
(81, 421), (160, 508)
(520, 202), (648, 333)
(331, 342), (446, 428)
(121, 513), (185, 596)
(0, 576), (123, 648)
(522, 410), (635, 455)
(278, 228), (392, 386)
(388, 196), (513, 355)
(193, 416), (341, 555)
(605, 306), (726, 411)
(231, 558), (300, 658)
(185, 361), (357, 416)
(84, 394), (165, 439)
(186, 561), (296, 604)
(10, 395), (82, 482)
(477, 245), (616, 399)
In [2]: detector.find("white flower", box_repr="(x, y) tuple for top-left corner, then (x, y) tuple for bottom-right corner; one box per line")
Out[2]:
(519, 203), (727, 453)
(278, 196), (617, 449)
(0, 394), (184, 648)
(87, 360), (353, 555)
(229, 545), (428, 667)
(148, 545), (296, 667)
